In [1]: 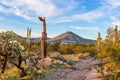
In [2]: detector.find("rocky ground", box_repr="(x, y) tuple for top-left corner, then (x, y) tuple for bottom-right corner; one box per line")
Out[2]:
(42, 57), (101, 80)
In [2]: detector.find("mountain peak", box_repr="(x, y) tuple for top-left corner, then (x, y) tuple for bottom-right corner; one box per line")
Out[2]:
(66, 31), (73, 34)
(64, 31), (76, 36)
(48, 31), (95, 44)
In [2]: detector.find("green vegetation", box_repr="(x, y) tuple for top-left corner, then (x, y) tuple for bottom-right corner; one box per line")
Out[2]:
(1, 25), (120, 80)
(96, 25), (120, 80)
(0, 30), (43, 79)
(48, 42), (96, 55)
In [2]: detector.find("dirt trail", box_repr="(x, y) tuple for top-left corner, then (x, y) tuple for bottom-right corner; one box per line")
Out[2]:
(43, 58), (101, 80)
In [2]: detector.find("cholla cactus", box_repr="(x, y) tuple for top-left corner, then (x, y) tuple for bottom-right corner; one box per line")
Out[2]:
(0, 31), (16, 52)
(0, 31), (25, 76)
(10, 40), (24, 57)
(0, 31), (16, 73)
(0, 31), (23, 55)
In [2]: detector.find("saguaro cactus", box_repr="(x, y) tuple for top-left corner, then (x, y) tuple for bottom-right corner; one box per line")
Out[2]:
(26, 27), (31, 50)
(97, 32), (101, 52)
(38, 17), (47, 59)
(114, 25), (118, 41)
(26, 27), (31, 65)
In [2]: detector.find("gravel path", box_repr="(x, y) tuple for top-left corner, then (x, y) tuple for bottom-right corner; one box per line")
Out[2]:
(42, 58), (101, 80)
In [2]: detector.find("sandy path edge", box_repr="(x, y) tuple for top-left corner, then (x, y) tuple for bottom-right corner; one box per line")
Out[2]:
(42, 57), (101, 80)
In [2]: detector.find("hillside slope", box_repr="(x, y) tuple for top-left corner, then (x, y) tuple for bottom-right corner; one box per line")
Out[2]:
(48, 31), (95, 44)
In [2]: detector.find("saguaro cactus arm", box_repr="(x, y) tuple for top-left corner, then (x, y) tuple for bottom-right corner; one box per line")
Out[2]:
(38, 17), (45, 22)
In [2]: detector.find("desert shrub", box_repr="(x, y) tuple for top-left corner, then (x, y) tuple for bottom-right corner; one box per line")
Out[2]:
(48, 52), (61, 59)
(47, 42), (60, 52)
(97, 26), (120, 79)
(30, 69), (47, 79)
(48, 63), (64, 70)
(59, 44), (74, 54)
(0, 67), (20, 80)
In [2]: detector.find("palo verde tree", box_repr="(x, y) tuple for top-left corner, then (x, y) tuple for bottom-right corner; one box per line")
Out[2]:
(97, 25), (120, 79)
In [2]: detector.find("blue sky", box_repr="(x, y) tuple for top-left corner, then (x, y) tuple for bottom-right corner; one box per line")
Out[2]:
(0, 0), (120, 39)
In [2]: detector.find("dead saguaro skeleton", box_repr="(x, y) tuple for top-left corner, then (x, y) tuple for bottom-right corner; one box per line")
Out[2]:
(38, 17), (47, 59)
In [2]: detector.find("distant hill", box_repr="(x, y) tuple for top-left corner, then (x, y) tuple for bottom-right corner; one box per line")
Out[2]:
(0, 31), (95, 44)
(48, 31), (95, 44)
(9, 32), (41, 42)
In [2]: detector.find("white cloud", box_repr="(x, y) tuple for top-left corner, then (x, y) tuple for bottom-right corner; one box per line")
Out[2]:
(102, 0), (120, 7)
(0, 27), (40, 38)
(0, 6), (3, 12)
(54, 0), (120, 23)
(73, 11), (103, 22)
(0, 26), (13, 33)
(0, 25), (32, 37)
(16, 31), (40, 38)
(0, 0), (57, 19)
(54, 10), (103, 23)
(110, 16), (120, 26)
(110, 16), (118, 21)
(0, 5), (7, 13)
(70, 26), (99, 31)
(0, 17), (3, 20)
(0, 0), (78, 21)
(0, 0), (120, 24)
(54, 17), (71, 23)
(112, 22), (120, 26)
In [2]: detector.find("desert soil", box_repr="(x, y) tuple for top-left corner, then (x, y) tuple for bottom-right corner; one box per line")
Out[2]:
(42, 57), (102, 80)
